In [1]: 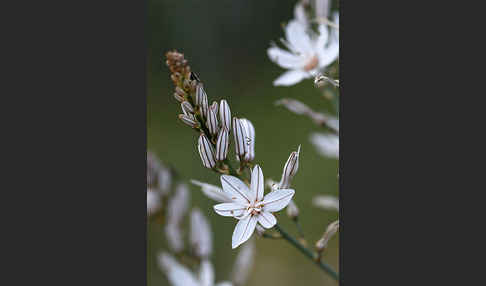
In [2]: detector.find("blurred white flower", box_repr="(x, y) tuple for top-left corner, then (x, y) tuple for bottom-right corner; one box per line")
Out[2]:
(165, 184), (190, 252)
(310, 133), (339, 159)
(190, 208), (213, 258)
(268, 12), (339, 86)
(231, 238), (255, 286)
(213, 165), (295, 248)
(147, 189), (161, 216)
(313, 195), (339, 211)
(190, 179), (232, 203)
(159, 252), (232, 286)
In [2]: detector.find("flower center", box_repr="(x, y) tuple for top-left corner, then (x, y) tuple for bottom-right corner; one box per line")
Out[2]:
(304, 55), (319, 71)
(248, 203), (262, 215)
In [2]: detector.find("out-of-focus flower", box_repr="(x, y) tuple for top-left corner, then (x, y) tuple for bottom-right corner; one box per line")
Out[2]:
(198, 134), (216, 169)
(313, 195), (339, 211)
(315, 220), (339, 252)
(158, 252), (233, 286)
(215, 128), (229, 161)
(231, 238), (255, 286)
(165, 184), (190, 252)
(313, 0), (331, 20)
(190, 208), (213, 258)
(147, 189), (161, 215)
(190, 179), (232, 203)
(310, 133), (339, 159)
(286, 200), (299, 219)
(213, 165), (295, 248)
(275, 98), (339, 131)
(158, 167), (172, 196)
(240, 118), (255, 162)
(279, 145), (301, 189)
(267, 12), (339, 86)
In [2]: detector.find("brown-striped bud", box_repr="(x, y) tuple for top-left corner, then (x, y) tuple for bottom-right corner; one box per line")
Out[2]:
(232, 117), (248, 158)
(175, 86), (187, 98)
(219, 99), (231, 130)
(240, 118), (255, 161)
(279, 145), (301, 189)
(198, 134), (216, 169)
(196, 84), (208, 119)
(215, 127), (229, 161)
(181, 101), (194, 116)
(206, 107), (219, 136)
(173, 92), (185, 103)
(178, 114), (199, 128)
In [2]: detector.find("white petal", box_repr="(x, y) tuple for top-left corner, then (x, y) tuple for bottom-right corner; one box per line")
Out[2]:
(294, 2), (308, 25)
(231, 238), (255, 285)
(257, 211), (277, 229)
(267, 46), (302, 69)
(216, 282), (233, 286)
(250, 165), (264, 202)
(315, 25), (329, 52)
(220, 175), (253, 203)
(285, 20), (313, 55)
(158, 252), (200, 286)
(310, 133), (339, 159)
(232, 215), (258, 249)
(273, 70), (309, 86)
(190, 209), (212, 258)
(167, 183), (190, 225)
(147, 190), (161, 215)
(213, 203), (248, 217)
(191, 179), (232, 203)
(262, 189), (295, 212)
(199, 260), (214, 286)
(313, 195), (339, 211)
(165, 222), (184, 252)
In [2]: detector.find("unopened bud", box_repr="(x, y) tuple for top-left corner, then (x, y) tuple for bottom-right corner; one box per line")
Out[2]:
(178, 114), (199, 128)
(232, 117), (248, 158)
(175, 86), (187, 97)
(198, 134), (216, 169)
(286, 200), (299, 219)
(315, 220), (339, 252)
(240, 118), (255, 162)
(215, 127), (229, 161)
(279, 145), (301, 189)
(196, 84), (208, 118)
(210, 101), (218, 115)
(255, 224), (266, 237)
(206, 107), (219, 136)
(219, 100), (231, 130)
(181, 101), (194, 115)
(173, 92), (185, 103)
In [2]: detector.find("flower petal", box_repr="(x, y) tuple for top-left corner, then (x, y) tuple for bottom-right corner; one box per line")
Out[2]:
(250, 165), (264, 202)
(221, 175), (253, 203)
(257, 211), (277, 229)
(232, 215), (258, 249)
(213, 203), (247, 217)
(199, 260), (214, 286)
(315, 24), (329, 53)
(267, 46), (302, 69)
(285, 20), (313, 55)
(310, 133), (339, 159)
(191, 179), (232, 203)
(273, 70), (309, 86)
(216, 282), (233, 286)
(262, 189), (295, 212)
(158, 252), (200, 286)
(190, 209), (212, 258)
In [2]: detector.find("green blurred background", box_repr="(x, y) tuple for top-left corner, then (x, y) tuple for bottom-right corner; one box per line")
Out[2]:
(147, 0), (339, 285)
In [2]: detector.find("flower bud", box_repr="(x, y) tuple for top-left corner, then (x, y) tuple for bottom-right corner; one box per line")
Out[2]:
(181, 101), (194, 115)
(175, 86), (187, 98)
(206, 107), (219, 136)
(219, 99), (231, 130)
(232, 117), (248, 158)
(210, 101), (218, 114)
(286, 200), (299, 219)
(198, 134), (216, 169)
(240, 118), (255, 161)
(215, 127), (229, 161)
(255, 224), (266, 237)
(190, 208), (213, 258)
(315, 220), (339, 252)
(279, 145), (301, 189)
(173, 92), (185, 103)
(196, 83), (208, 118)
(178, 114), (199, 128)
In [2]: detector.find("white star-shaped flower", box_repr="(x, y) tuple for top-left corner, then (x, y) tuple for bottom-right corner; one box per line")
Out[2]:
(213, 165), (295, 249)
(159, 252), (232, 286)
(268, 12), (339, 86)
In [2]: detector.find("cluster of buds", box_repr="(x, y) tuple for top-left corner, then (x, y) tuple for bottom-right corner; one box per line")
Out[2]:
(166, 51), (256, 172)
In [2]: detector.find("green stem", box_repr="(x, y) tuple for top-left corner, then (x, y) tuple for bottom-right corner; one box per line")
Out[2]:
(274, 223), (339, 281)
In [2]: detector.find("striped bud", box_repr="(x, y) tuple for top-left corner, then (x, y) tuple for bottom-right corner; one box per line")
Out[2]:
(219, 99), (231, 130)
(196, 84), (208, 118)
(175, 86), (187, 98)
(232, 117), (248, 158)
(240, 118), (255, 161)
(178, 114), (199, 128)
(181, 101), (194, 116)
(210, 101), (218, 115)
(215, 127), (229, 161)
(198, 134), (216, 169)
(206, 107), (219, 136)
(173, 92), (185, 103)
(279, 145), (301, 189)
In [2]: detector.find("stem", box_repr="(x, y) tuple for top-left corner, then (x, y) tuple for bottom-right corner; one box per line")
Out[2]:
(274, 223), (339, 281)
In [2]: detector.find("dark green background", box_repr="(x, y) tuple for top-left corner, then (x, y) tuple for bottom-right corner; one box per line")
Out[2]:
(148, 0), (339, 285)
